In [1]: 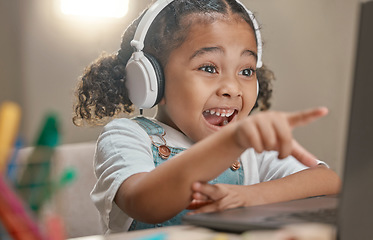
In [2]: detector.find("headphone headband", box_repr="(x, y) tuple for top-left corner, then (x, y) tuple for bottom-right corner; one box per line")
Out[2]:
(131, 0), (174, 52)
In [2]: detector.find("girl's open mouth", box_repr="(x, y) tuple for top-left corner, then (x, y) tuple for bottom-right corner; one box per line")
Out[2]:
(202, 108), (238, 127)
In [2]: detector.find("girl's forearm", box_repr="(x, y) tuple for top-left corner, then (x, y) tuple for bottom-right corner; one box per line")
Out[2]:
(242, 165), (342, 207)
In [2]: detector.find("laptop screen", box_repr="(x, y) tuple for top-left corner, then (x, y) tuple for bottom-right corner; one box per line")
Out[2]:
(337, 1), (373, 240)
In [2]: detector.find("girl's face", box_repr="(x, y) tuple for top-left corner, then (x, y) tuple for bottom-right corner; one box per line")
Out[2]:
(157, 15), (258, 143)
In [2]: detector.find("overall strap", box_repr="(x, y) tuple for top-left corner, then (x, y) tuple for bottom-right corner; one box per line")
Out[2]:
(132, 116), (164, 136)
(132, 116), (186, 161)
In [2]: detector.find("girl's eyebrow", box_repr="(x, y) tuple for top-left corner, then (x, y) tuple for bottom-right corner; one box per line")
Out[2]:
(190, 47), (258, 60)
(190, 47), (223, 60)
(242, 49), (258, 60)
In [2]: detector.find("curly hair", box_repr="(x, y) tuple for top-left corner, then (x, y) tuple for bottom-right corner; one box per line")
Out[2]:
(72, 0), (275, 126)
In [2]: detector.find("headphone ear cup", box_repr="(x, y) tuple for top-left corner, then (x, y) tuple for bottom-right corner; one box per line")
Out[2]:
(125, 52), (164, 108)
(144, 53), (165, 106)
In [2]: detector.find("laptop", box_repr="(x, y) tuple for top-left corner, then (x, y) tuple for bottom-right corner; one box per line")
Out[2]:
(182, 1), (373, 239)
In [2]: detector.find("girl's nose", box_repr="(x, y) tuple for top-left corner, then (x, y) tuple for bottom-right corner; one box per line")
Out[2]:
(217, 76), (243, 98)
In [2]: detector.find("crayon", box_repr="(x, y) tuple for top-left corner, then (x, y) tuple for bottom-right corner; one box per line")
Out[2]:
(0, 102), (21, 173)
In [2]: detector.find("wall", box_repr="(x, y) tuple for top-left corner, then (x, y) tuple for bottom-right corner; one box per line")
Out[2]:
(0, 1), (22, 103)
(17, 0), (154, 145)
(0, 0), (361, 176)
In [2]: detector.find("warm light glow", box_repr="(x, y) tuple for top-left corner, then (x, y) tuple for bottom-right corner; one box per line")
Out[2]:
(61, 0), (129, 18)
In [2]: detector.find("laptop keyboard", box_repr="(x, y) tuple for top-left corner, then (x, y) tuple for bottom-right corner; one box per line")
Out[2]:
(265, 208), (337, 225)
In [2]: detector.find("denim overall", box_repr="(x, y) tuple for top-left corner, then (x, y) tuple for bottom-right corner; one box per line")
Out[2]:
(128, 117), (244, 231)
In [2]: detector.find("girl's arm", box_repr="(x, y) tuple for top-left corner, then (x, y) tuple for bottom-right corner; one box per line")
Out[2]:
(114, 107), (333, 223)
(188, 165), (341, 214)
(115, 121), (245, 223)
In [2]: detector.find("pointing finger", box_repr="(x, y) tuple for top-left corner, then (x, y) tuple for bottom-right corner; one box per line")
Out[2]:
(287, 107), (328, 129)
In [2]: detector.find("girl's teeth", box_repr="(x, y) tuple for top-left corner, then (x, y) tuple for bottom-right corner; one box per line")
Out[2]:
(204, 109), (235, 117)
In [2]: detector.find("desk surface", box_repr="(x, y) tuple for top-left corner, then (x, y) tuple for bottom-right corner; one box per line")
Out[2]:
(70, 223), (335, 240)
(70, 225), (240, 240)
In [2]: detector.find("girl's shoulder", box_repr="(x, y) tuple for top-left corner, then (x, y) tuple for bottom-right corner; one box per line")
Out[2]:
(100, 117), (150, 141)
(129, 116), (194, 149)
(104, 116), (145, 131)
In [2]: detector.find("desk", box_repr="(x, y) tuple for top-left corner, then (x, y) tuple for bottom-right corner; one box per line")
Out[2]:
(70, 225), (239, 240)
(69, 223), (335, 240)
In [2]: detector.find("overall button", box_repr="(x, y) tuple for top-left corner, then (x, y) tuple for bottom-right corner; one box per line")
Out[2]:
(158, 145), (171, 159)
(230, 160), (241, 171)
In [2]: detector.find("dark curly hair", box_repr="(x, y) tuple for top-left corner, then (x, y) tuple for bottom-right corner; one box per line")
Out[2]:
(73, 0), (275, 126)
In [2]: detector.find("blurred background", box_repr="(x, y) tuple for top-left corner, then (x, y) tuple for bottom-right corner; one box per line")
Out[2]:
(0, 0), (362, 177)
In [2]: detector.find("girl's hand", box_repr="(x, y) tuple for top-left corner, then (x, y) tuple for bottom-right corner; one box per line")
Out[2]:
(186, 182), (249, 214)
(234, 107), (328, 167)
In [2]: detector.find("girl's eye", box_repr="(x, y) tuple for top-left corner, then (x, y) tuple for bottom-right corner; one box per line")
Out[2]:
(239, 68), (256, 77)
(199, 65), (217, 74)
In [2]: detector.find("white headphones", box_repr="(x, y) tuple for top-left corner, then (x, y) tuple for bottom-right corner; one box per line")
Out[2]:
(125, 0), (263, 109)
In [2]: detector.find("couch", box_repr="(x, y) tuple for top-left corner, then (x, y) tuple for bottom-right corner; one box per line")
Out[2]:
(16, 142), (102, 238)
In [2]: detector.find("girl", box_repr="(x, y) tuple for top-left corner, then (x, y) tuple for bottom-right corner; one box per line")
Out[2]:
(73, 0), (341, 234)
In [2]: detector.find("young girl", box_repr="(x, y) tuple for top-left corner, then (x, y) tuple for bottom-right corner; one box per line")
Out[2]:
(73, 0), (340, 234)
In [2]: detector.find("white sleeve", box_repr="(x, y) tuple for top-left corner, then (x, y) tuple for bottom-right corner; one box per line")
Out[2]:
(257, 151), (328, 182)
(90, 118), (155, 233)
